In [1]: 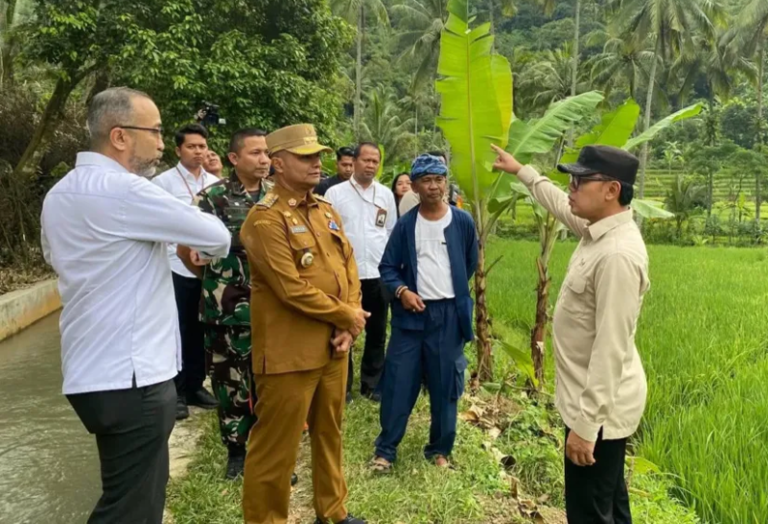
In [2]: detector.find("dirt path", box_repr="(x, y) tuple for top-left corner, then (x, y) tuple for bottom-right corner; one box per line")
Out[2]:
(163, 402), (316, 524)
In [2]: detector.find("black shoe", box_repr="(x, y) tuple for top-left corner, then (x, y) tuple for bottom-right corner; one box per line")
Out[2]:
(363, 391), (381, 403)
(176, 398), (189, 420)
(187, 388), (218, 409)
(314, 515), (366, 524)
(345, 391), (353, 404)
(225, 453), (245, 480)
(291, 472), (298, 486)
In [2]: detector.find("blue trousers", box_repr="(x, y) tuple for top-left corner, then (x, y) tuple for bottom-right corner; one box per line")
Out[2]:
(375, 299), (468, 463)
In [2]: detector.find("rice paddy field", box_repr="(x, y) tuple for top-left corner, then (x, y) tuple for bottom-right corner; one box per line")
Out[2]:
(486, 238), (768, 524)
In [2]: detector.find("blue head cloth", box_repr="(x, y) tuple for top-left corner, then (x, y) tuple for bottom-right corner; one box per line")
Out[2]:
(410, 154), (447, 181)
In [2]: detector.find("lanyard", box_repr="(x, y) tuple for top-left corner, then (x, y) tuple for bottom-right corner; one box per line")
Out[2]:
(349, 180), (384, 211)
(176, 166), (206, 203)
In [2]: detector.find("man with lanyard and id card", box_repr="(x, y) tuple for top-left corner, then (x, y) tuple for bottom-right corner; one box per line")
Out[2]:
(325, 142), (397, 403)
(153, 122), (220, 419)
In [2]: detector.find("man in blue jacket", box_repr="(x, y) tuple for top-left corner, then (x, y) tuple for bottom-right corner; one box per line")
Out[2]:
(372, 154), (478, 471)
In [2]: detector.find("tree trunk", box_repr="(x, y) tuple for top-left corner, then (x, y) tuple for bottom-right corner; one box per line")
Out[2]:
(474, 235), (493, 383)
(567, 0), (581, 146)
(530, 255), (549, 387)
(354, 4), (364, 141)
(11, 75), (77, 181)
(755, 41), (764, 226)
(638, 42), (660, 202)
(1, 0), (19, 86)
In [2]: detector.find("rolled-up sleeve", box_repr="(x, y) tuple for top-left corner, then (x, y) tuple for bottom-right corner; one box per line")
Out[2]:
(571, 253), (643, 442)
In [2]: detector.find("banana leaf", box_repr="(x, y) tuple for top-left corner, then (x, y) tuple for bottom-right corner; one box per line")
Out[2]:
(507, 91), (604, 165)
(561, 99), (641, 164)
(624, 103), (704, 152)
(436, 0), (512, 202)
(631, 198), (675, 219)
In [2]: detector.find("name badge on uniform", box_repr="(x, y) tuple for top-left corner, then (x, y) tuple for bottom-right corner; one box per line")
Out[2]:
(290, 225), (308, 234)
(375, 208), (388, 228)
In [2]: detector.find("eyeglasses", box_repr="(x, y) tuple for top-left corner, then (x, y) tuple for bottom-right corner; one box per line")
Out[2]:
(568, 174), (614, 191)
(113, 125), (164, 136)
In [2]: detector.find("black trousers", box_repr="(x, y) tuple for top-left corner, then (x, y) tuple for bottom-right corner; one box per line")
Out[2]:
(67, 379), (176, 524)
(348, 278), (388, 394)
(172, 272), (206, 398)
(565, 427), (632, 524)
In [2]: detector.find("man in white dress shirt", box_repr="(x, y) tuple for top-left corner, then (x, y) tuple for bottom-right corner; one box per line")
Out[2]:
(326, 142), (397, 402)
(41, 87), (230, 524)
(153, 123), (220, 419)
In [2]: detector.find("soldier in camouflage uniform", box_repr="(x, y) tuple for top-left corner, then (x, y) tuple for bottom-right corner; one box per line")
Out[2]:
(180, 128), (272, 479)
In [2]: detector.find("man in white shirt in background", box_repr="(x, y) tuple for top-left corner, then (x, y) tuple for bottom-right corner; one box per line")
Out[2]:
(326, 142), (397, 403)
(492, 144), (649, 524)
(41, 87), (230, 524)
(153, 123), (220, 419)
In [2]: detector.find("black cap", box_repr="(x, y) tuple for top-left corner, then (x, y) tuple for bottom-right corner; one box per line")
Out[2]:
(557, 145), (639, 185)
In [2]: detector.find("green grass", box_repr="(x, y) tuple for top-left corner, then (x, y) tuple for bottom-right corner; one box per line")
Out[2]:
(168, 236), (707, 524)
(486, 239), (768, 524)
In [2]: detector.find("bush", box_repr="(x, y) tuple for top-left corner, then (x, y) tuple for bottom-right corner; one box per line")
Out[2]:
(0, 85), (88, 266)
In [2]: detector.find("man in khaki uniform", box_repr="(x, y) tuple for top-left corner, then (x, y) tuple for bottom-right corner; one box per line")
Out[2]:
(240, 124), (369, 524)
(492, 144), (648, 524)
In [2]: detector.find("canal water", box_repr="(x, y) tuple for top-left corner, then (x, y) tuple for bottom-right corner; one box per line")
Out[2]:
(0, 312), (100, 524)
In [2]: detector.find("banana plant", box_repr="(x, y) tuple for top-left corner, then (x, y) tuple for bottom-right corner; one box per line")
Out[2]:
(493, 98), (697, 388)
(435, 0), (602, 382)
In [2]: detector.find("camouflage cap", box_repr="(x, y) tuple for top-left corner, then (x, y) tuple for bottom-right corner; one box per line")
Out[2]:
(266, 124), (333, 156)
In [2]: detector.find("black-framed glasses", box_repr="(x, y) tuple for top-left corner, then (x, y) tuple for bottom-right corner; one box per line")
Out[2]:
(569, 174), (614, 190)
(113, 125), (164, 136)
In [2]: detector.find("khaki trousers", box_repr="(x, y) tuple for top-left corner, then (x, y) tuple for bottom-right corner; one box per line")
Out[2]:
(242, 356), (348, 524)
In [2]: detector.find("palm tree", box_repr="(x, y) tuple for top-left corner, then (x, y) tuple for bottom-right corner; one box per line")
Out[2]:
(665, 173), (707, 237)
(391, 0), (446, 90)
(609, 0), (723, 200)
(360, 87), (415, 164)
(331, 0), (390, 140)
(587, 24), (655, 100)
(673, 29), (754, 107)
(520, 44), (588, 109)
(734, 0), (768, 148)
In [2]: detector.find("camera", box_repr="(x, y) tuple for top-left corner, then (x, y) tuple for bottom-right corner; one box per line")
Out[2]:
(195, 101), (226, 127)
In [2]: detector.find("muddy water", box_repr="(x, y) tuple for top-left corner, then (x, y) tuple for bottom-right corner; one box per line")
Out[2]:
(0, 312), (100, 524)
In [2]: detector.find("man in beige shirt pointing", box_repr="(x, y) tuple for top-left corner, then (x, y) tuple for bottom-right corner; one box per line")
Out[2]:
(493, 144), (648, 524)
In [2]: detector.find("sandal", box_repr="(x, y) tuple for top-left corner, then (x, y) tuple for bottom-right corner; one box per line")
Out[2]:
(433, 455), (455, 470)
(370, 456), (393, 473)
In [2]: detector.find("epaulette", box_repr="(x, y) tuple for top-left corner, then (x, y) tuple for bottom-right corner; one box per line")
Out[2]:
(256, 193), (278, 209)
(313, 193), (332, 205)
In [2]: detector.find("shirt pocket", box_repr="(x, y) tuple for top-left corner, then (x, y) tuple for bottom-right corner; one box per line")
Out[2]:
(287, 229), (318, 270)
(329, 229), (352, 261)
(558, 273), (589, 319)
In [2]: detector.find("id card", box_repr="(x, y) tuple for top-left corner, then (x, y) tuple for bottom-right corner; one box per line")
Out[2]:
(375, 208), (388, 228)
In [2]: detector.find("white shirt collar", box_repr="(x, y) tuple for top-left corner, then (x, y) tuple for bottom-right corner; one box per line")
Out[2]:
(350, 176), (376, 192)
(176, 162), (210, 181)
(76, 152), (130, 173)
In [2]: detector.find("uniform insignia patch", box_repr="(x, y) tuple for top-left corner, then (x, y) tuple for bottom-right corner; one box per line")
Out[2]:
(329, 220), (340, 231)
(257, 193), (278, 208)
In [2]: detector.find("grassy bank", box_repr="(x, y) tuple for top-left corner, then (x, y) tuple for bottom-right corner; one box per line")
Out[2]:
(168, 234), (712, 523)
(486, 239), (768, 524)
(169, 390), (696, 524)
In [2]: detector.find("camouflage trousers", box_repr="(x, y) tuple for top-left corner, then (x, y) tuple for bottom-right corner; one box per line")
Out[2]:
(204, 324), (256, 447)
